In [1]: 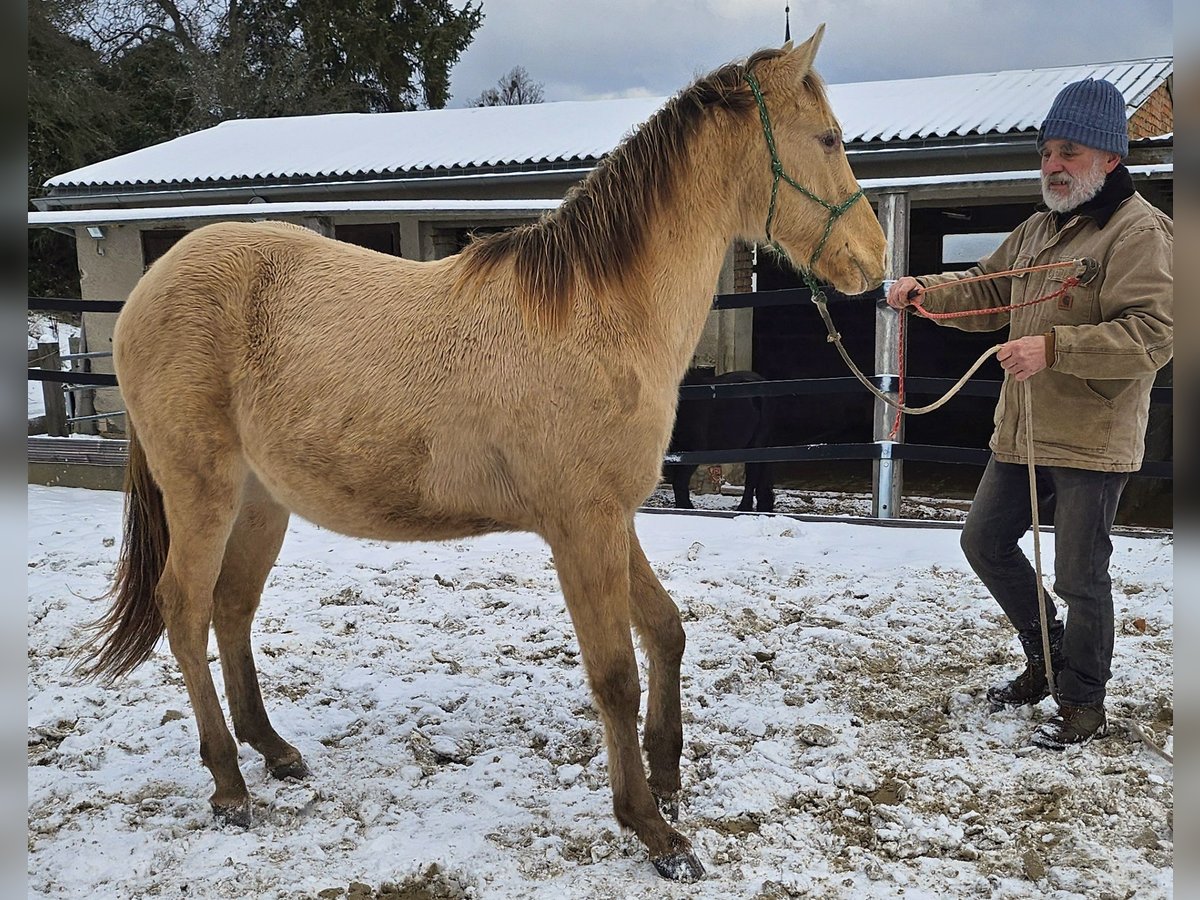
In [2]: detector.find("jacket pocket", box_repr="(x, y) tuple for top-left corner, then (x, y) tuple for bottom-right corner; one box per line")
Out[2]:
(1084, 378), (1133, 403)
(1029, 372), (1113, 453)
(1042, 256), (1098, 324)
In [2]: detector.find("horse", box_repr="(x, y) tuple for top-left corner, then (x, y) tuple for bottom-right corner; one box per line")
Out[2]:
(667, 369), (775, 512)
(76, 25), (885, 882)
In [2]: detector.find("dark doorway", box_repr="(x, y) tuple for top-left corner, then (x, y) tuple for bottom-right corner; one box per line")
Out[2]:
(335, 223), (402, 255)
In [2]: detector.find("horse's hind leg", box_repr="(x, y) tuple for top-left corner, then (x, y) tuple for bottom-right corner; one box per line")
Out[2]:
(212, 474), (306, 781)
(547, 508), (703, 881)
(668, 465), (697, 509)
(626, 526), (685, 817)
(152, 444), (252, 824)
(755, 462), (775, 512)
(741, 461), (775, 512)
(736, 468), (757, 512)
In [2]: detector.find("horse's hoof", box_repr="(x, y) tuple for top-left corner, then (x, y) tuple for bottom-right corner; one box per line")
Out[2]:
(652, 849), (706, 882)
(268, 757), (310, 781)
(211, 799), (252, 828)
(655, 792), (680, 822)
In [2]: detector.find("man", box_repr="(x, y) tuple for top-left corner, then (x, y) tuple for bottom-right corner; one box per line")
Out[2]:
(886, 78), (1172, 749)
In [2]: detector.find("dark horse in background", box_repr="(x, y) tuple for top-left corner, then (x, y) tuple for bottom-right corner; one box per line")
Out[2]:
(667, 369), (775, 512)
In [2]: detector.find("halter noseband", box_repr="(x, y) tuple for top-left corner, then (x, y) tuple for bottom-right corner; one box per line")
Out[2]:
(745, 70), (865, 303)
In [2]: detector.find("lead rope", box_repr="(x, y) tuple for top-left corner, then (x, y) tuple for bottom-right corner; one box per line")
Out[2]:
(1023, 379), (1058, 703)
(815, 263), (1083, 420)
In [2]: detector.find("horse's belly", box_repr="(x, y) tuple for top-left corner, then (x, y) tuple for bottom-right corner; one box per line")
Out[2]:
(254, 466), (512, 542)
(240, 422), (525, 542)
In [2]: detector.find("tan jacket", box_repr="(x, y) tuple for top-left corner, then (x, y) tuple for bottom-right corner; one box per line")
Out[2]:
(916, 191), (1172, 472)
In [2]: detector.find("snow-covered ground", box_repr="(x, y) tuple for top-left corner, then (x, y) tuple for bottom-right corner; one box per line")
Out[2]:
(27, 485), (1173, 899)
(642, 485), (972, 523)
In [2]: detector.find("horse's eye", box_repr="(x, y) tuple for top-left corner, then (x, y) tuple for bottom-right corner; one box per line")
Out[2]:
(819, 132), (840, 150)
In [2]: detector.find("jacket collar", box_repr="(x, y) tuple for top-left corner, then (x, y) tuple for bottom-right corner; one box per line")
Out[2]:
(1045, 164), (1135, 230)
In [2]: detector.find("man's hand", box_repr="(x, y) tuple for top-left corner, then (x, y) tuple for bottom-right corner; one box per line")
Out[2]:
(886, 276), (924, 310)
(996, 335), (1049, 381)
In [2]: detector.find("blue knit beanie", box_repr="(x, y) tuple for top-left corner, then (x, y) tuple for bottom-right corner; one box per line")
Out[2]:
(1037, 78), (1129, 157)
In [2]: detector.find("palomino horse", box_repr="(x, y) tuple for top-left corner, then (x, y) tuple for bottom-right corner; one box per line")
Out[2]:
(79, 26), (885, 881)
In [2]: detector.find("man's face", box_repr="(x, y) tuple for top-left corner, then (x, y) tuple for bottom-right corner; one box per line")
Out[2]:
(1039, 139), (1121, 213)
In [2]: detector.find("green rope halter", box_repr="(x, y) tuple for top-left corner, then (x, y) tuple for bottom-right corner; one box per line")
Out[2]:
(745, 70), (866, 303)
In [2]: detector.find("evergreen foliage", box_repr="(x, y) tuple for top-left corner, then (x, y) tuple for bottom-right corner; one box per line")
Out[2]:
(28, 0), (485, 296)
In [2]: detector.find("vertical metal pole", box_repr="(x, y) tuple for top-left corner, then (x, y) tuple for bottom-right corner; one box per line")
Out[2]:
(873, 192), (910, 518)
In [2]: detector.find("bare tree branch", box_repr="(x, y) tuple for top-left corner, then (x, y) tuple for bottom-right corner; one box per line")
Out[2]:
(147, 0), (197, 52)
(469, 66), (545, 107)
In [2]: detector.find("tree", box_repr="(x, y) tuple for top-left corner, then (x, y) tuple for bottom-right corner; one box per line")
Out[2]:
(470, 65), (544, 107)
(28, 0), (486, 296)
(78, 0), (484, 119)
(28, 0), (121, 297)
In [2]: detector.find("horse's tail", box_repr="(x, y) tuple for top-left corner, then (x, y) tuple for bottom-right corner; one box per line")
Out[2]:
(75, 425), (169, 683)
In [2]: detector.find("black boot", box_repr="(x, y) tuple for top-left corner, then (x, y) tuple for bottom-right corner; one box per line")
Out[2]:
(987, 662), (1051, 707)
(987, 630), (1063, 708)
(1031, 703), (1108, 750)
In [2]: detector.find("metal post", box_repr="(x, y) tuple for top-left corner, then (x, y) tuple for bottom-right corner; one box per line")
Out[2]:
(873, 192), (910, 518)
(69, 334), (98, 435)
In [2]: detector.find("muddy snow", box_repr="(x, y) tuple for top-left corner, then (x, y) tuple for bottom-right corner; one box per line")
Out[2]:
(27, 485), (1172, 899)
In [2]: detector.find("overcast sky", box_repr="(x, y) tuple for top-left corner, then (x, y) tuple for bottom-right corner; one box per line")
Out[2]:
(447, 0), (1174, 106)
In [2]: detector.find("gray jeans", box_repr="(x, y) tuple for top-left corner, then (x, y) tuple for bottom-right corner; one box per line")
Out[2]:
(960, 457), (1128, 707)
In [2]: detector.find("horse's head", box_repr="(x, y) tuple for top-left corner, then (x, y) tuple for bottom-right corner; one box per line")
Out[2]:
(741, 25), (886, 295)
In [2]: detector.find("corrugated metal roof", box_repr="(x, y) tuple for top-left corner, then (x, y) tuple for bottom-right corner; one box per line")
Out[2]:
(44, 57), (1171, 190)
(835, 58), (1171, 143)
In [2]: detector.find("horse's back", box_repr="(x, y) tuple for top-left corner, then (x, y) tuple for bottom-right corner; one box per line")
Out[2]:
(115, 219), (448, 389)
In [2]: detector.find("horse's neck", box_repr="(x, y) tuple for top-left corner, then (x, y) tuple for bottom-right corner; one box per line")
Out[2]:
(624, 127), (756, 385)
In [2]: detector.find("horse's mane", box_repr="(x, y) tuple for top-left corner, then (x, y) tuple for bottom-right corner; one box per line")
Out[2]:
(460, 48), (831, 328)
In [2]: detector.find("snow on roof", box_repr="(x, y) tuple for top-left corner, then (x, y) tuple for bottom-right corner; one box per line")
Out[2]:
(45, 57), (1171, 191)
(25, 163), (1176, 228)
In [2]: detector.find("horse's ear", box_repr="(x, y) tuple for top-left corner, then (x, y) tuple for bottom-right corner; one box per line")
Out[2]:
(786, 23), (825, 75)
(781, 39), (793, 52)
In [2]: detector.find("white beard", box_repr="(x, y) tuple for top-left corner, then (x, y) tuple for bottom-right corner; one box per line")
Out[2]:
(1041, 157), (1109, 213)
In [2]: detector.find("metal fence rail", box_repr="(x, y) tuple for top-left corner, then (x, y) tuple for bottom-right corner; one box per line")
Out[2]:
(27, 291), (1174, 486)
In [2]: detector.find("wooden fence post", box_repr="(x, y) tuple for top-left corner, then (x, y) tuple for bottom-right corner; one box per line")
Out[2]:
(37, 340), (69, 437)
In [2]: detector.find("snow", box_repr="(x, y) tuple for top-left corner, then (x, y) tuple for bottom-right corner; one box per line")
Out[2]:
(43, 59), (1171, 190)
(44, 97), (665, 188)
(27, 485), (1173, 899)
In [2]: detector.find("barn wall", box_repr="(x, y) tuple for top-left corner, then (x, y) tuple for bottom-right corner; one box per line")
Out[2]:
(1129, 83), (1173, 139)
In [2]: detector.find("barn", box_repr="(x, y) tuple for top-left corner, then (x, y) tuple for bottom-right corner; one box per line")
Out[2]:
(28, 55), (1173, 522)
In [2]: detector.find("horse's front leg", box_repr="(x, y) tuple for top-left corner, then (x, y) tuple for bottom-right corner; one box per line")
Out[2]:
(626, 525), (685, 817)
(546, 507), (704, 882)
